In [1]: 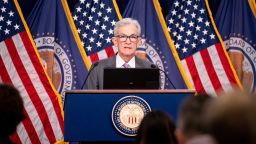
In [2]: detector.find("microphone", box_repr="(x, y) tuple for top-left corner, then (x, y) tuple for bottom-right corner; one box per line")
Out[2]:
(81, 61), (99, 89)
(151, 64), (176, 89)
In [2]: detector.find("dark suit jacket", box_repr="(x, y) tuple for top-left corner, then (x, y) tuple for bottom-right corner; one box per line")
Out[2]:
(84, 56), (153, 89)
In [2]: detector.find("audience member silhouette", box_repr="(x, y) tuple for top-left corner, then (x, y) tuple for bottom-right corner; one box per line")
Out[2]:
(203, 91), (256, 144)
(136, 110), (178, 144)
(0, 84), (25, 144)
(176, 94), (216, 144)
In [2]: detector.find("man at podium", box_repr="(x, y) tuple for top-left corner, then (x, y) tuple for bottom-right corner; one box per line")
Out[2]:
(84, 18), (153, 89)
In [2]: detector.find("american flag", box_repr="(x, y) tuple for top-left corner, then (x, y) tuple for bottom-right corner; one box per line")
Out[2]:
(0, 0), (63, 143)
(166, 0), (241, 95)
(73, 0), (121, 63)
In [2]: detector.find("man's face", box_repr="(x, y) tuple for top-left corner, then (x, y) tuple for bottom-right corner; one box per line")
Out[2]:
(112, 24), (141, 59)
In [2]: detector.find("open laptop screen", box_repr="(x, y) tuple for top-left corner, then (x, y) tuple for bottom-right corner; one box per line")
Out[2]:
(103, 68), (160, 89)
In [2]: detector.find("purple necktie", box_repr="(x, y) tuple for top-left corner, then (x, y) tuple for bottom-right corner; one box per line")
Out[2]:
(122, 63), (130, 68)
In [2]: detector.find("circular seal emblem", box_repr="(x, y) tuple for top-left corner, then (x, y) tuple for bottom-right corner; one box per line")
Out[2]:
(33, 35), (79, 102)
(224, 36), (256, 91)
(112, 96), (151, 136)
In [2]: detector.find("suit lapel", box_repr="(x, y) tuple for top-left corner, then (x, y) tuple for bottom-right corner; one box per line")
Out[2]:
(106, 56), (116, 68)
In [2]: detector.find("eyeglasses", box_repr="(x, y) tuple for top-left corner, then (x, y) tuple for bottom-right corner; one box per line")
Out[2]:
(115, 35), (140, 42)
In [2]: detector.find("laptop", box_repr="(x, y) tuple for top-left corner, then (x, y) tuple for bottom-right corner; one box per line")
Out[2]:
(103, 68), (160, 89)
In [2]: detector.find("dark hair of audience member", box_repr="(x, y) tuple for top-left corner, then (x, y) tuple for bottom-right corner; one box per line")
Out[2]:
(0, 84), (25, 143)
(136, 110), (178, 144)
(177, 94), (212, 138)
(203, 91), (256, 144)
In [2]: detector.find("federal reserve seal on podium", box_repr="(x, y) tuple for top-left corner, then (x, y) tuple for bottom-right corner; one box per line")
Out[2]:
(112, 96), (151, 136)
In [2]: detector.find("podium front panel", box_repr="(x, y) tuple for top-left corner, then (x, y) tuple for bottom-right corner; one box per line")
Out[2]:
(64, 90), (195, 142)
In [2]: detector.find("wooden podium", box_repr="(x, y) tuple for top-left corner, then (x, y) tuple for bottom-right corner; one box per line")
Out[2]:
(64, 89), (195, 143)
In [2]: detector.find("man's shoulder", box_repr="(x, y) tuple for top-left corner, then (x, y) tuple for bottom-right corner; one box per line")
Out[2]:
(96, 56), (116, 67)
(135, 56), (152, 68)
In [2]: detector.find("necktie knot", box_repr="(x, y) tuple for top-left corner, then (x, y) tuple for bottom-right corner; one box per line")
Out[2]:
(123, 63), (130, 68)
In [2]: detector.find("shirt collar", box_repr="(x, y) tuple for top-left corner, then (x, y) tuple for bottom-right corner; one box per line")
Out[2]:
(116, 54), (136, 68)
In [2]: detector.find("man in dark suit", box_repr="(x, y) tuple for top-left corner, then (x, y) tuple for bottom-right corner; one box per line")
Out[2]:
(84, 18), (153, 89)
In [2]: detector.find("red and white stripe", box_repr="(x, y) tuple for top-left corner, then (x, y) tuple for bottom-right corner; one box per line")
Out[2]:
(0, 31), (63, 144)
(88, 46), (118, 63)
(181, 43), (237, 95)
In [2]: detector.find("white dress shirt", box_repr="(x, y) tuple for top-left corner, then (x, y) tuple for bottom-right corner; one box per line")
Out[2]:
(116, 54), (135, 68)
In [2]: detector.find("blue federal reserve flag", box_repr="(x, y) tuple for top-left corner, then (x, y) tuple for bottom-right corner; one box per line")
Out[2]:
(123, 0), (191, 89)
(215, 0), (256, 92)
(27, 0), (90, 99)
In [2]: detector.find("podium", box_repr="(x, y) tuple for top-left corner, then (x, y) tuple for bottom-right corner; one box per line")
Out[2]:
(64, 89), (195, 142)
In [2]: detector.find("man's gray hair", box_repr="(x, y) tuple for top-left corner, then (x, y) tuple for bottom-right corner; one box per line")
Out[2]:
(113, 18), (141, 36)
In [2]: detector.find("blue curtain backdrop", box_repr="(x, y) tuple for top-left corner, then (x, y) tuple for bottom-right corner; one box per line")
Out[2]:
(18, 0), (221, 20)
